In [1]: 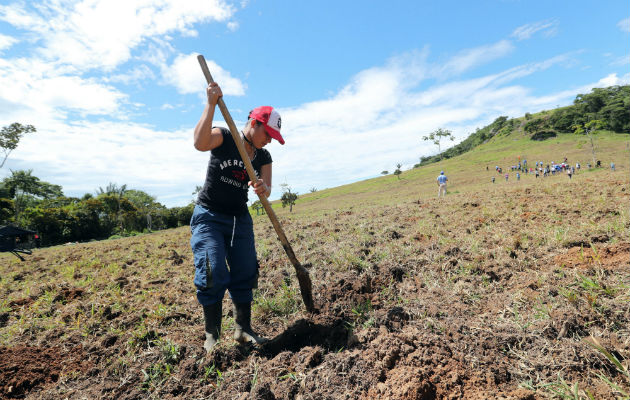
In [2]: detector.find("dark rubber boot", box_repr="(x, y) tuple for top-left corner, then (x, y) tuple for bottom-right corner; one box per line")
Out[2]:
(233, 302), (268, 345)
(203, 302), (222, 352)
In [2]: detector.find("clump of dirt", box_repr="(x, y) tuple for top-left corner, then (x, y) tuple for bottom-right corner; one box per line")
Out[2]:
(53, 287), (84, 303)
(0, 345), (93, 398)
(555, 242), (630, 269)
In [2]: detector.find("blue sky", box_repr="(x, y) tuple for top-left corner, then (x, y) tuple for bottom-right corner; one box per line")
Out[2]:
(0, 0), (628, 206)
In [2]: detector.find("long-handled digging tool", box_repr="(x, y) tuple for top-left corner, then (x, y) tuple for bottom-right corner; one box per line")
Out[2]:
(197, 54), (315, 313)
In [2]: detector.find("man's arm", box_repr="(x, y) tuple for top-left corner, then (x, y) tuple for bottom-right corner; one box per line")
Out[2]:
(194, 83), (224, 151)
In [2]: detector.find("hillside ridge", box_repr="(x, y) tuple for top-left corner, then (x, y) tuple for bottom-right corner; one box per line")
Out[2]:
(414, 84), (629, 168)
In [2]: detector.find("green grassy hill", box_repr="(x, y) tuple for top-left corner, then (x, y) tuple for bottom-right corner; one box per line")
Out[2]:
(271, 127), (628, 217)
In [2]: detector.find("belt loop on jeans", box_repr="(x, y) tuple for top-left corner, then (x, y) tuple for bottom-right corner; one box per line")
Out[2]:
(230, 216), (236, 247)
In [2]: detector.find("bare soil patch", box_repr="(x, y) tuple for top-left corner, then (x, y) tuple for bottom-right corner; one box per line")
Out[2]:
(555, 242), (630, 270)
(0, 346), (92, 398)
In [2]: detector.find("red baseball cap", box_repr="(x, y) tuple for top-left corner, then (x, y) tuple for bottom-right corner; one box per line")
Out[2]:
(249, 106), (285, 145)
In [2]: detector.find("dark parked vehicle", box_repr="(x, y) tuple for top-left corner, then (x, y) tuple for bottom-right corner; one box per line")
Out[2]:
(0, 225), (37, 261)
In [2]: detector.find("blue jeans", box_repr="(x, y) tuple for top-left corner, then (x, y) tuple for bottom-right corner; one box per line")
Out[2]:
(190, 205), (258, 305)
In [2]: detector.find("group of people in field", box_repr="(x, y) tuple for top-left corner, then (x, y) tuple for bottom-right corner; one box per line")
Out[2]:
(434, 153), (618, 198)
(489, 156), (617, 184)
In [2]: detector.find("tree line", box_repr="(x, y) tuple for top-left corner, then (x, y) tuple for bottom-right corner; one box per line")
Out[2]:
(0, 169), (193, 246)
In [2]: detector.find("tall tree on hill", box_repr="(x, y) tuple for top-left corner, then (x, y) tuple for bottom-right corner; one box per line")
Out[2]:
(280, 183), (298, 212)
(422, 128), (454, 161)
(573, 120), (604, 166)
(394, 164), (402, 179)
(1, 123), (36, 168)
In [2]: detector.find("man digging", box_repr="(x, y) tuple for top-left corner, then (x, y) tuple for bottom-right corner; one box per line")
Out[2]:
(190, 81), (285, 352)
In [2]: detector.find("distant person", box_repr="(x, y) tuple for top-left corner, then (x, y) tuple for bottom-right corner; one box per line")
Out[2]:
(516, 172), (520, 181)
(567, 168), (572, 179)
(505, 173), (509, 181)
(535, 169), (539, 178)
(437, 171), (448, 197)
(587, 162), (591, 169)
(486, 166), (489, 171)
(576, 162), (580, 171)
(611, 162), (615, 171)
(596, 160), (601, 168)
(492, 176), (495, 184)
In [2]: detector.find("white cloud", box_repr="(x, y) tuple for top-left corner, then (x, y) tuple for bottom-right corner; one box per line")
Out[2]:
(618, 17), (630, 33)
(106, 65), (156, 85)
(609, 55), (629, 67)
(0, 58), (126, 123)
(227, 21), (239, 31)
(490, 53), (576, 86)
(161, 53), (246, 95)
(511, 20), (558, 40)
(0, 33), (18, 51)
(0, 0), (236, 71)
(434, 40), (514, 77)
(595, 72), (630, 87)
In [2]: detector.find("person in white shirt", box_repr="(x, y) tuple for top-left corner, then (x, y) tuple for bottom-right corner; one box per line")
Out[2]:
(437, 171), (448, 197)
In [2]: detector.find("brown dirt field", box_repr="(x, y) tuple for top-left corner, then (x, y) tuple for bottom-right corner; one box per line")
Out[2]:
(0, 170), (628, 399)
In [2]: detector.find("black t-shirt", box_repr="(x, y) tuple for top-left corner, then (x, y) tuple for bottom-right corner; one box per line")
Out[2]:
(196, 127), (272, 216)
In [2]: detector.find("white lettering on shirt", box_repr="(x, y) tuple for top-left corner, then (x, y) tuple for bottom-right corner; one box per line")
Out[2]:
(220, 159), (246, 170)
(220, 175), (244, 188)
